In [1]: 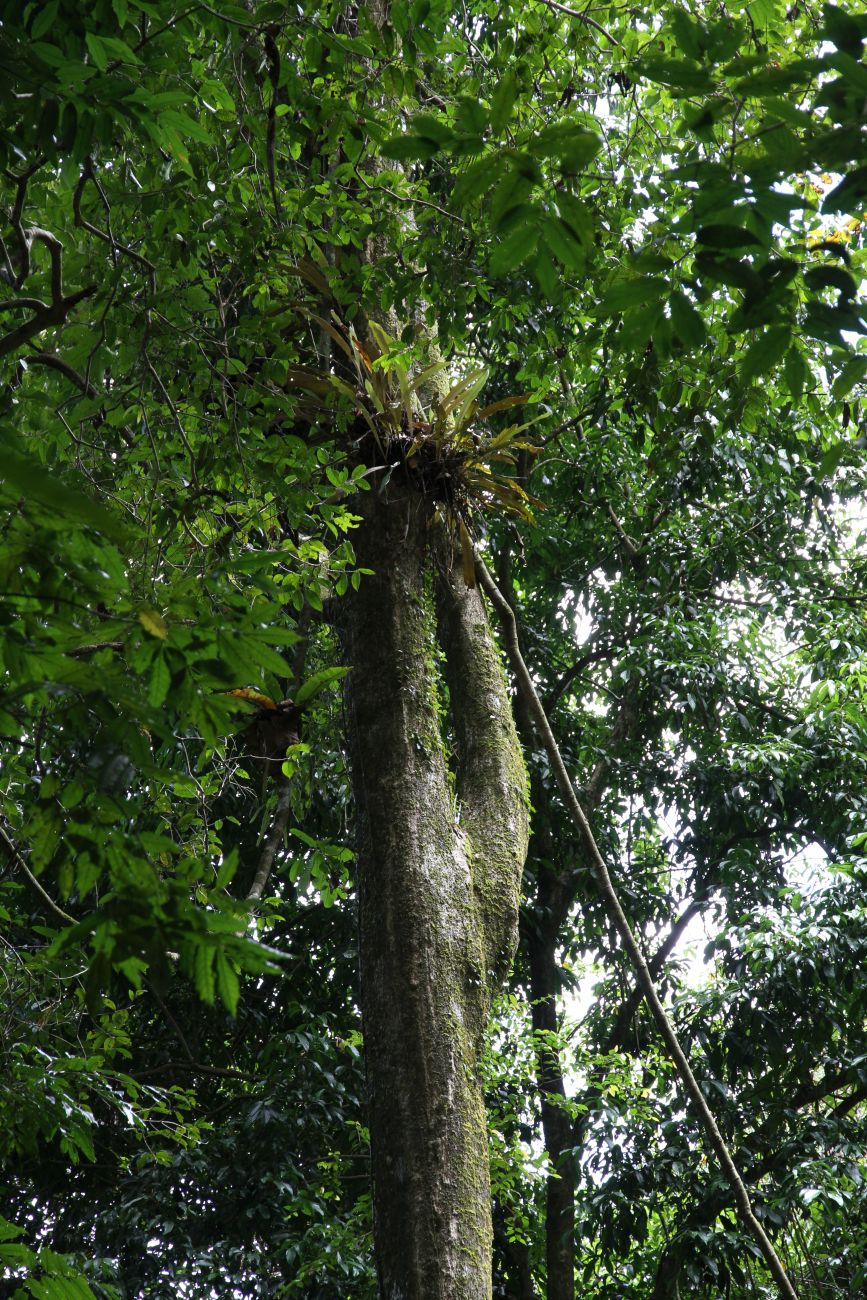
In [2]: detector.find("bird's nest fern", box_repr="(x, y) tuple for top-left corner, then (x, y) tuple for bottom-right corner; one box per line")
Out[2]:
(289, 313), (542, 580)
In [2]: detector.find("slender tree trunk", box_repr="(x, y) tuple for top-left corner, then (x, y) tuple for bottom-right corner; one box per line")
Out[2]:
(493, 1202), (539, 1300)
(340, 484), (529, 1299)
(528, 930), (576, 1300)
(498, 548), (576, 1300)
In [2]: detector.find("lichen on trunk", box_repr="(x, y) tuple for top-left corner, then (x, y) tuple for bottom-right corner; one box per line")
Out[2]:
(339, 483), (529, 1299)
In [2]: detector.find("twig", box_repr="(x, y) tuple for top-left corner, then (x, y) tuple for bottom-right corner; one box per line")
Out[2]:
(0, 233), (16, 284)
(543, 641), (609, 713)
(539, 0), (622, 48)
(245, 602), (312, 901)
(143, 351), (199, 487)
(263, 29), (283, 223)
(0, 210), (95, 360)
(6, 158), (46, 285)
(131, 1059), (257, 1082)
(73, 161), (157, 275)
(148, 985), (221, 1074)
(474, 550), (800, 1300)
(27, 228), (64, 301)
(0, 284), (95, 359)
(604, 896), (704, 1053)
(606, 503), (641, 556)
(21, 352), (99, 396)
(832, 1082), (867, 1120)
(0, 297), (49, 313)
(0, 823), (76, 926)
(353, 162), (467, 225)
(194, 0), (259, 28)
(66, 640), (124, 657)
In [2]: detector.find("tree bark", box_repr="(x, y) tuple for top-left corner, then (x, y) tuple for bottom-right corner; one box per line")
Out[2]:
(340, 484), (529, 1299)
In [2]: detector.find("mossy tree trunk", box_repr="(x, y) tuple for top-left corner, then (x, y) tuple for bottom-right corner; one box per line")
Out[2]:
(340, 483), (529, 1299)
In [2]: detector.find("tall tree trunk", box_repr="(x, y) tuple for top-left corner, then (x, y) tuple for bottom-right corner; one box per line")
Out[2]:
(340, 484), (529, 1299)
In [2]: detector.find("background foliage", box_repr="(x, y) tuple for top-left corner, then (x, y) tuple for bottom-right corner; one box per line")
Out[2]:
(2, 0), (867, 1296)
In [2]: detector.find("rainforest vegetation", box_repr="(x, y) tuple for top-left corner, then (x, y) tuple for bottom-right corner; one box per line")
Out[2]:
(2, 0), (867, 1296)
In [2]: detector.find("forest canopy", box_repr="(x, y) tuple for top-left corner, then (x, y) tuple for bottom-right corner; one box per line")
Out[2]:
(2, 0), (867, 1297)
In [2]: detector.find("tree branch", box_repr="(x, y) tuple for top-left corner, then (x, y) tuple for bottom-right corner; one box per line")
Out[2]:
(21, 351), (99, 396)
(73, 161), (157, 274)
(0, 822), (76, 926)
(65, 639), (124, 657)
(0, 284), (96, 359)
(5, 158), (45, 285)
(247, 777), (292, 901)
(539, 0), (622, 48)
(605, 896), (704, 1052)
(263, 29), (283, 223)
(0, 297), (49, 313)
(606, 502), (641, 557)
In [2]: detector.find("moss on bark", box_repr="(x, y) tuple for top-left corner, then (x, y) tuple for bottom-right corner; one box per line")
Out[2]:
(339, 485), (529, 1300)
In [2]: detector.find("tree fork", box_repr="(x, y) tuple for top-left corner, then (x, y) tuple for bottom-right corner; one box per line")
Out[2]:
(475, 554), (799, 1300)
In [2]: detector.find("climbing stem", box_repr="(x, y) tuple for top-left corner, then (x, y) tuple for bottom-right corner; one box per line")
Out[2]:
(475, 553), (799, 1300)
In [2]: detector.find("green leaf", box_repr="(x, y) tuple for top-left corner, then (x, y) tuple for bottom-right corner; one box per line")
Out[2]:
(194, 943), (216, 1004)
(618, 302), (664, 351)
(534, 245), (558, 298)
(294, 666), (349, 708)
(636, 55), (714, 93)
(490, 221), (539, 276)
(669, 290), (707, 347)
(543, 216), (586, 272)
(161, 109), (212, 145)
(0, 437), (129, 539)
(748, 0), (780, 28)
(381, 134), (441, 161)
(147, 654), (171, 709)
(783, 346), (808, 400)
(595, 277), (668, 315)
(804, 265), (857, 299)
(696, 225), (763, 249)
(215, 951), (240, 1015)
(31, 41), (65, 67)
(489, 164), (537, 231)
(818, 440), (850, 477)
(490, 70), (518, 132)
(452, 153), (505, 206)
(740, 325), (791, 384)
(802, 301), (867, 347)
(732, 57), (820, 95)
(237, 635), (293, 677)
(85, 32), (108, 71)
(831, 355), (867, 398)
(455, 96), (488, 137)
(531, 122), (601, 169)
(412, 113), (456, 147)
(822, 4), (866, 56)
(556, 192), (594, 247)
(0, 1217), (25, 1243)
(695, 251), (762, 293)
(31, 1), (60, 39)
(670, 9), (705, 58)
(823, 166), (867, 214)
